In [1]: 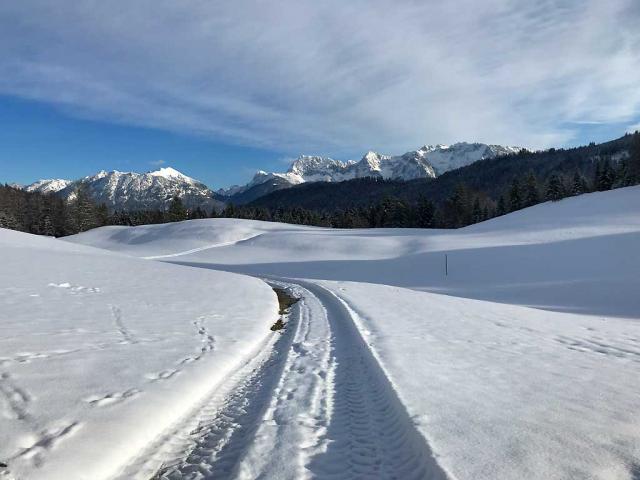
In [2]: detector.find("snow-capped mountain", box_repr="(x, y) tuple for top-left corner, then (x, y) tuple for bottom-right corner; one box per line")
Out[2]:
(223, 142), (520, 198)
(271, 151), (437, 184)
(39, 167), (222, 212)
(25, 178), (73, 194)
(420, 142), (521, 175)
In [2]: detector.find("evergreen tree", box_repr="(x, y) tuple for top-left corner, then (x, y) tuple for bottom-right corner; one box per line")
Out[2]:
(97, 204), (109, 226)
(496, 195), (507, 216)
(0, 210), (19, 230)
(73, 184), (100, 232)
(523, 172), (540, 207)
(508, 179), (522, 212)
(593, 163), (601, 191)
(415, 197), (435, 228)
(546, 174), (565, 201)
(596, 160), (615, 191)
(445, 184), (471, 227)
(571, 171), (588, 196)
(471, 197), (483, 224)
(222, 203), (237, 218)
(167, 196), (187, 222)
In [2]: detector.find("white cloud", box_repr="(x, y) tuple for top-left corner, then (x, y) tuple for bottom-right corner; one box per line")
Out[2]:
(149, 160), (166, 167)
(0, 0), (639, 155)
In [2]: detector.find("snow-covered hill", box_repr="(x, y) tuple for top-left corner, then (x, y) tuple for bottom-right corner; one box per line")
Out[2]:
(222, 142), (520, 197)
(68, 187), (640, 479)
(28, 167), (222, 212)
(0, 227), (277, 480)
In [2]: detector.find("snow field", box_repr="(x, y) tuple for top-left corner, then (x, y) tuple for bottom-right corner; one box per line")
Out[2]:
(70, 187), (640, 317)
(0, 229), (278, 480)
(322, 281), (640, 480)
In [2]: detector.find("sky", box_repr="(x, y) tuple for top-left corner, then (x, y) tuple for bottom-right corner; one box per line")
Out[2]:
(1, 0), (640, 189)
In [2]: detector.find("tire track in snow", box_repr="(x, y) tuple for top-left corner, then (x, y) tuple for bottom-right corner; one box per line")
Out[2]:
(117, 278), (448, 479)
(115, 306), (295, 480)
(233, 281), (333, 479)
(299, 281), (449, 480)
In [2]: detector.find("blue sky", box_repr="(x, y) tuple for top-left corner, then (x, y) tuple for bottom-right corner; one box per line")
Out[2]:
(0, 96), (289, 189)
(1, 1), (639, 188)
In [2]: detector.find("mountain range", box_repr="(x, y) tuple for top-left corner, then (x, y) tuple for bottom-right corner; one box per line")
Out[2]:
(218, 142), (521, 203)
(21, 142), (522, 211)
(25, 167), (223, 212)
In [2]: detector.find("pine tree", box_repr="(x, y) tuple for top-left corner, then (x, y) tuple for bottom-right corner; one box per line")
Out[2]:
(593, 163), (601, 191)
(73, 184), (100, 232)
(508, 179), (522, 212)
(416, 197), (435, 228)
(97, 204), (109, 226)
(523, 172), (540, 207)
(546, 174), (565, 201)
(0, 210), (19, 230)
(446, 184), (471, 227)
(167, 196), (187, 222)
(471, 197), (482, 224)
(571, 171), (587, 196)
(597, 160), (615, 191)
(496, 195), (507, 216)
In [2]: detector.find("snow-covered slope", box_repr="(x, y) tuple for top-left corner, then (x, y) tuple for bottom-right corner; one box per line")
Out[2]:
(319, 280), (640, 480)
(56, 167), (222, 212)
(51, 186), (640, 479)
(420, 142), (520, 174)
(224, 142), (519, 196)
(0, 227), (277, 479)
(24, 178), (73, 194)
(73, 186), (640, 317)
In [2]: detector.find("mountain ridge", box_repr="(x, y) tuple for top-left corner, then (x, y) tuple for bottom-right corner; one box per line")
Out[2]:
(24, 168), (223, 212)
(220, 142), (521, 200)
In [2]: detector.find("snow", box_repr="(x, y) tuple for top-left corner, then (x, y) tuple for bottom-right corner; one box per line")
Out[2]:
(24, 179), (72, 194)
(65, 185), (640, 479)
(148, 167), (196, 183)
(0, 228), (277, 479)
(319, 281), (640, 480)
(420, 142), (521, 175)
(53, 167), (221, 212)
(230, 142), (519, 192)
(73, 186), (640, 317)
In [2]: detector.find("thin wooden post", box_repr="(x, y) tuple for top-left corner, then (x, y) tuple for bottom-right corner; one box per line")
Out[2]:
(445, 253), (448, 276)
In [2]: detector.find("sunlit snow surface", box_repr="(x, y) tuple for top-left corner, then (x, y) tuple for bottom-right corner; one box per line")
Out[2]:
(5, 186), (640, 479)
(0, 230), (276, 479)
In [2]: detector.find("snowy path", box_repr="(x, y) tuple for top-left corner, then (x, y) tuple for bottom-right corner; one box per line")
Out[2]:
(119, 279), (448, 480)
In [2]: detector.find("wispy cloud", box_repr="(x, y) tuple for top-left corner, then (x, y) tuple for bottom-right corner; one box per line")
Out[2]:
(149, 159), (166, 167)
(0, 0), (639, 154)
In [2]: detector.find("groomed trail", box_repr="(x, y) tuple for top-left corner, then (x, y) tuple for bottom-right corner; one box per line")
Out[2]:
(118, 280), (448, 480)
